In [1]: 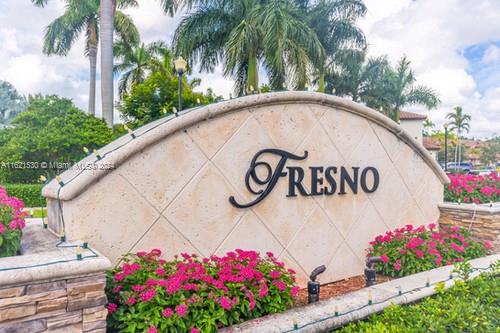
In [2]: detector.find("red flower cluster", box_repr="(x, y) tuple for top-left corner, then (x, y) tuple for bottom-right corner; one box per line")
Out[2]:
(0, 186), (27, 258)
(106, 249), (299, 332)
(369, 223), (490, 277)
(445, 172), (500, 204)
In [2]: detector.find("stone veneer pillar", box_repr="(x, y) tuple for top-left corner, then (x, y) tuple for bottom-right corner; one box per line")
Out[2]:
(0, 222), (111, 332)
(438, 203), (500, 252)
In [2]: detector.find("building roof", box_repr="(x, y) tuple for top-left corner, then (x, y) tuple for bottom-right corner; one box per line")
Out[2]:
(400, 111), (427, 120)
(423, 137), (441, 150)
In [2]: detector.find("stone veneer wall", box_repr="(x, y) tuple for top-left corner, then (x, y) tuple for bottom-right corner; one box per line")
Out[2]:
(439, 203), (500, 252)
(0, 222), (111, 333)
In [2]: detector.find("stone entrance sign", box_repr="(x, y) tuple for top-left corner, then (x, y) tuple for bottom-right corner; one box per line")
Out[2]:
(43, 92), (448, 285)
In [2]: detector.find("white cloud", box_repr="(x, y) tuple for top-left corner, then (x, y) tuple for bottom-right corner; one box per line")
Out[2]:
(360, 0), (500, 138)
(0, 0), (499, 136)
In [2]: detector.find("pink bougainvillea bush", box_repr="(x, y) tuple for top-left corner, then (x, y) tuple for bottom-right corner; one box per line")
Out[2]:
(106, 249), (299, 333)
(368, 223), (492, 277)
(0, 186), (27, 257)
(445, 172), (500, 204)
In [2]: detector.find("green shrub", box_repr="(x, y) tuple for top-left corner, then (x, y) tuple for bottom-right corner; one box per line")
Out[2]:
(106, 249), (299, 333)
(0, 186), (27, 257)
(368, 223), (491, 277)
(2, 184), (45, 207)
(336, 262), (500, 332)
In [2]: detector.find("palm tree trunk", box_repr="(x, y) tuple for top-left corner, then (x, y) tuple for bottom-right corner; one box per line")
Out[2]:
(100, 0), (115, 127)
(318, 72), (325, 93)
(88, 47), (97, 116)
(88, 23), (98, 116)
(247, 53), (258, 93)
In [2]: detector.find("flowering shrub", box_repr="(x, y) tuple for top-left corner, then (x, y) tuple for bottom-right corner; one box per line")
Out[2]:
(444, 172), (500, 204)
(0, 186), (27, 257)
(106, 249), (299, 333)
(368, 224), (491, 277)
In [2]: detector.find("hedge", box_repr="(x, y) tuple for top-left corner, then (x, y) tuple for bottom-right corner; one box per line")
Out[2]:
(336, 262), (500, 333)
(2, 184), (45, 207)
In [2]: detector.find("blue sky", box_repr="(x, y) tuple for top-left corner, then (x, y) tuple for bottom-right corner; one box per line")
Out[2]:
(463, 41), (500, 94)
(0, 0), (499, 137)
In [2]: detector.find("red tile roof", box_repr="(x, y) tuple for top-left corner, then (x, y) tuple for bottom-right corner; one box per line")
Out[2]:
(400, 111), (427, 120)
(423, 137), (441, 150)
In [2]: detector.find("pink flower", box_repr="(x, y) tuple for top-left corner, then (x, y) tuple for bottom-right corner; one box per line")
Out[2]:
(9, 220), (16, 231)
(415, 249), (424, 258)
(147, 326), (157, 333)
(131, 284), (144, 292)
(272, 279), (287, 291)
(290, 286), (300, 297)
(483, 240), (493, 250)
(450, 242), (464, 253)
(219, 296), (232, 310)
(139, 289), (156, 302)
(112, 285), (122, 293)
(162, 307), (173, 318)
(127, 297), (136, 305)
(136, 251), (147, 257)
(190, 328), (200, 333)
(380, 254), (389, 263)
(155, 268), (165, 276)
(428, 223), (437, 230)
(106, 303), (118, 314)
(435, 256), (442, 266)
(114, 273), (125, 282)
(394, 259), (401, 271)
(175, 304), (188, 317)
(269, 270), (281, 279)
(407, 237), (425, 249)
(0, 224), (5, 235)
(258, 282), (269, 299)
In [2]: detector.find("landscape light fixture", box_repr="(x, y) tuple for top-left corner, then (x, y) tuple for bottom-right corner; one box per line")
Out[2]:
(93, 149), (102, 160)
(123, 124), (136, 139)
(83, 146), (89, 155)
(368, 292), (373, 305)
(365, 256), (383, 287)
(444, 122), (449, 172)
(55, 175), (64, 187)
(76, 245), (82, 260)
(39, 175), (47, 183)
(308, 265), (326, 304)
(174, 56), (187, 112)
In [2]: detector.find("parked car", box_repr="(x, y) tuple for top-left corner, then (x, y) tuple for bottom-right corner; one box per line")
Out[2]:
(446, 162), (473, 174)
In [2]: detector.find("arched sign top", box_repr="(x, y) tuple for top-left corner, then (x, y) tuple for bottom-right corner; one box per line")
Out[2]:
(43, 91), (448, 201)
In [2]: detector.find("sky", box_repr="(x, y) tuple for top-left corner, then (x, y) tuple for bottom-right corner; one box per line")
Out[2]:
(0, 0), (499, 138)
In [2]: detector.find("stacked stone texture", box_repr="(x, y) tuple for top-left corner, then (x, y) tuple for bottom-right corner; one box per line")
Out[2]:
(0, 273), (107, 333)
(439, 206), (500, 252)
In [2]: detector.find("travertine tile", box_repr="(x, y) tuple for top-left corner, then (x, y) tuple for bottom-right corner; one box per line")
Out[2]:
(119, 131), (207, 212)
(325, 242), (365, 282)
(252, 104), (318, 151)
(131, 216), (201, 258)
(64, 172), (159, 263)
(371, 123), (405, 163)
(215, 210), (283, 257)
(287, 207), (343, 275)
(163, 163), (245, 256)
(187, 110), (251, 158)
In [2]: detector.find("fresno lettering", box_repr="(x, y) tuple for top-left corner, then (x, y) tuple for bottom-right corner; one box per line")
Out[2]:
(229, 149), (379, 208)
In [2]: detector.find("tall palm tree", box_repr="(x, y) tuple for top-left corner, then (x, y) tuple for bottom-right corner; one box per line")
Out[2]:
(35, 0), (193, 127)
(446, 106), (471, 166)
(326, 49), (391, 102)
(423, 118), (435, 136)
(381, 56), (440, 123)
(33, 0), (139, 117)
(173, 0), (324, 95)
(298, 0), (367, 92)
(114, 41), (172, 97)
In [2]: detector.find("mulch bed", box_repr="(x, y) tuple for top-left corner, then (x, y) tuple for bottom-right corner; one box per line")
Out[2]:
(294, 275), (393, 307)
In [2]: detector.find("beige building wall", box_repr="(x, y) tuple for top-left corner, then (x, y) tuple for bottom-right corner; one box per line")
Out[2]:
(43, 92), (448, 286)
(400, 119), (423, 143)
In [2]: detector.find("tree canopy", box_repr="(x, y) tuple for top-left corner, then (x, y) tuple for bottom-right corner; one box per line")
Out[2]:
(0, 95), (114, 183)
(0, 81), (27, 126)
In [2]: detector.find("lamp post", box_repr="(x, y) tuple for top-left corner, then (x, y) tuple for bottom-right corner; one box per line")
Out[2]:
(174, 56), (187, 112)
(444, 122), (449, 172)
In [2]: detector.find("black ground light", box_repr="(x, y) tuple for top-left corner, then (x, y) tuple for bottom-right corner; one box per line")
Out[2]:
(365, 256), (383, 287)
(308, 265), (326, 304)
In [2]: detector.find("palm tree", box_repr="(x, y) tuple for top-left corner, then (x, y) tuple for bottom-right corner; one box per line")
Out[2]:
(326, 49), (391, 103)
(423, 118), (435, 136)
(173, 0), (324, 95)
(381, 56), (440, 123)
(298, 0), (367, 92)
(114, 41), (172, 97)
(33, 0), (139, 117)
(446, 106), (471, 166)
(34, 0), (193, 127)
